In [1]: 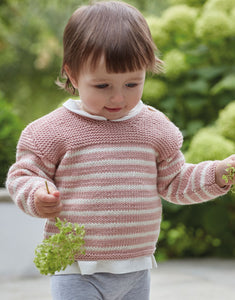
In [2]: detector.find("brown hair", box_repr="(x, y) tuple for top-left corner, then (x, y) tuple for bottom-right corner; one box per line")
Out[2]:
(58, 1), (162, 94)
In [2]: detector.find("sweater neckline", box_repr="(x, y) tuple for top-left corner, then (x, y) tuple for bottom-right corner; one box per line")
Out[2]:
(63, 99), (145, 122)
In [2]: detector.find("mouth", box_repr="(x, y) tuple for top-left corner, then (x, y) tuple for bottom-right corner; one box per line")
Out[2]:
(104, 107), (122, 113)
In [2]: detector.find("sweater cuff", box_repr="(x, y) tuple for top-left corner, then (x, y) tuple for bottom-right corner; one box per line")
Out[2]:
(205, 161), (231, 196)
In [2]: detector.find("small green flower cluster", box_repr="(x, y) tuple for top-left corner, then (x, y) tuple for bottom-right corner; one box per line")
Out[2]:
(222, 164), (235, 193)
(185, 128), (235, 163)
(34, 218), (85, 275)
(162, 5), (198, 41)
(147, 5), (198, 50)
(164, 49), (189, 80)
(195, 0), (235, 44)
(195, 11), (233, 41)
(143, 79), (167, 105)
(217, 102), (235, 141)
(146, 17), (168, 50)
(204, 0), (235, 14)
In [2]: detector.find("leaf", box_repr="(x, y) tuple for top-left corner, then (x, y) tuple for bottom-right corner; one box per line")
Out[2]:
(211, 74), (235, 95)
(182, 79), (209, 95)
(192, 65), (228, 80)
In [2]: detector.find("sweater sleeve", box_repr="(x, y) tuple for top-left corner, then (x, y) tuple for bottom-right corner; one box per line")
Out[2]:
(157, 150), (230, 204)
(6, 126), (58, 218)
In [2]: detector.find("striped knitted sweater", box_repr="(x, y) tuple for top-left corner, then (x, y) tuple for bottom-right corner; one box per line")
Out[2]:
(6, 104), (229, 261)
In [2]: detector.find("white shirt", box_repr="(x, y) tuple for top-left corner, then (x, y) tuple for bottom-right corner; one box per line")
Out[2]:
(55, 99), (158, 275)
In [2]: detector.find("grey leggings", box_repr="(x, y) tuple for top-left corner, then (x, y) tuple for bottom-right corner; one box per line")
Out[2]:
(51, 270), (150, 300)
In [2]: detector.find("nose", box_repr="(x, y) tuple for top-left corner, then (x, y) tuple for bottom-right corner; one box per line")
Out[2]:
(110, 89), (124, 104)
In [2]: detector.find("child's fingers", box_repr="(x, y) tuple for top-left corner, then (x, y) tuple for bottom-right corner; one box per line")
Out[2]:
(35, 202), (63, 218)
(34, 187), (62, 217)
(38, 202), (63, 217)
(35, 190), (59, 204)
(41, 193), (60, 205)
(52, 191), (60, 197)
(225, 154), (235, 164)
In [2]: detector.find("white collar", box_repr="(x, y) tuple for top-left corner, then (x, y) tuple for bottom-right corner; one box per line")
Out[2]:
(63, 99), (144, 121)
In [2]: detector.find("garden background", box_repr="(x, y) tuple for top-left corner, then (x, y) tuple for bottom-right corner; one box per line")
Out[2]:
(1, 0), (235, 261)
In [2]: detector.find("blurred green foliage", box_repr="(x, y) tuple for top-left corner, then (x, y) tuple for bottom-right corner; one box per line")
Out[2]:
(185, 100), (235, 163)
(144, 0), (235, 148)
(0, 93), (23, 187)
(217, 102), (235, 140)
(156, 100), (235, 261)
(185, 127), (235, 163)
(157, 197), (235, 260)
(153, 0), (235, 261)
(0, 0), (86, 123)
(0, 0), (168, 125)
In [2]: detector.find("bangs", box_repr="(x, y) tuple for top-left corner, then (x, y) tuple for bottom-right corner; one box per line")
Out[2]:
(88, 29), (157, 74)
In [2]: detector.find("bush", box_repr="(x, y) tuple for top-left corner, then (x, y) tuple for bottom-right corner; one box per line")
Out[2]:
(142, 78), (167, 106)
(195, 11), (233, 42)
(161, 5), (198, 45)
(157, 196), (235, 261)
(217, 101), (235, 142)
(147, 0), (235, 259)
(155, 101), (235, 261)
(164, 49), (189, 79)
(145, 0), (235, 145)
(185, 127), (235, 163)
(0, 93), (23, 187)
(204, 0), (235, 13)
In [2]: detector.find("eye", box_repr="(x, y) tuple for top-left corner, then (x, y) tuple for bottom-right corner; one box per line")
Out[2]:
(126, 83), (138, 88)
(95, 84), (109, 89)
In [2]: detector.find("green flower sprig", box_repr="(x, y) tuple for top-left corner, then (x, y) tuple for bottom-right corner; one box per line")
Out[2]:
(34, 218), (85, 275)
(33, 182), (86, 275)
(222, 164), (235, 193)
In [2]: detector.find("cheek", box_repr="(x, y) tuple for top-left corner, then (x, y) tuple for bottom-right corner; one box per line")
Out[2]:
(130, 87), (143, 101)
(82, 94), (104, 111)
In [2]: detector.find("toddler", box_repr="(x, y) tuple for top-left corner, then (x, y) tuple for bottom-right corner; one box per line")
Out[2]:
(6, 1), (235, 300)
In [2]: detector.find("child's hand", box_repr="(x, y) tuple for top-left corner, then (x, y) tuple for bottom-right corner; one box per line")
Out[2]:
(215, 155), (235, 188)
(34, 186), (63, 218)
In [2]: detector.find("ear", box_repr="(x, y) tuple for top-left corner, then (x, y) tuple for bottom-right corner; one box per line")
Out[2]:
(64, 64), (78, 89)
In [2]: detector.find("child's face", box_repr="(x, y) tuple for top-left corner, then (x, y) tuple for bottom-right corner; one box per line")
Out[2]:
(70, 57), (146, 120)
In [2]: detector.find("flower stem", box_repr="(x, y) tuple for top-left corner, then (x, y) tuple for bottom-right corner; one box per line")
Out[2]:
(45, 180), (50, 194)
